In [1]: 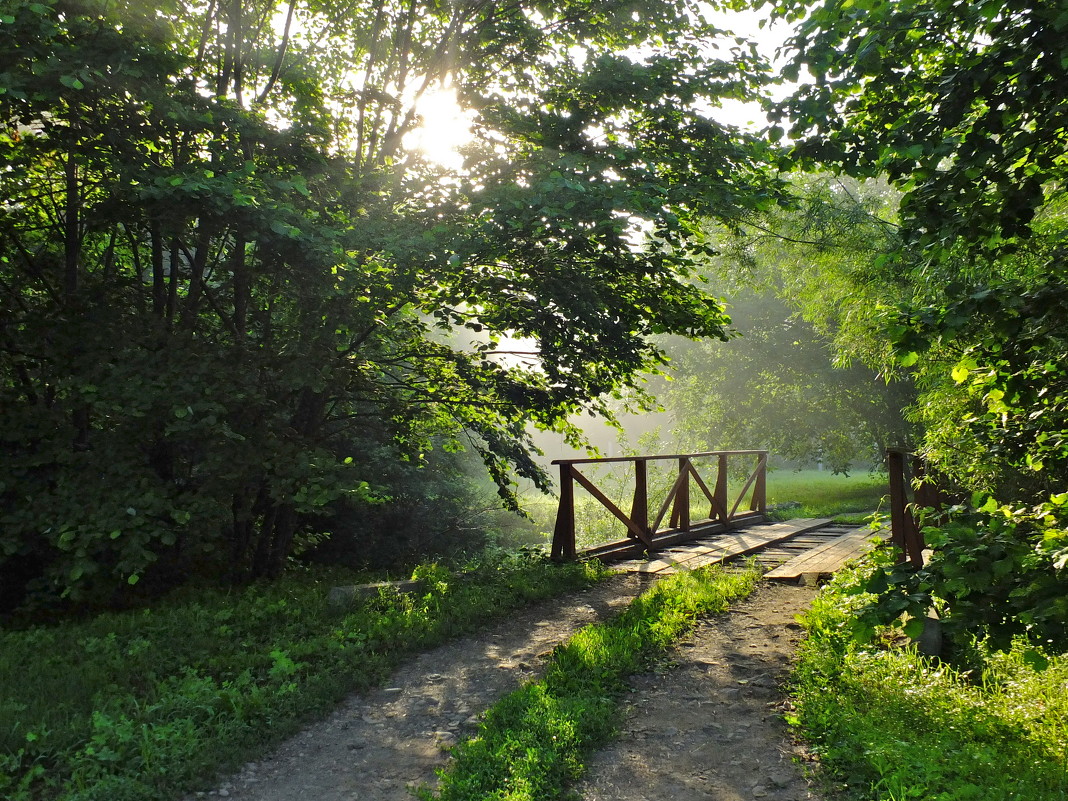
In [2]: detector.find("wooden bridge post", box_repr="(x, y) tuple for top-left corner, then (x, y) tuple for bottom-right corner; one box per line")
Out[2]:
(670, 457), (691, 531)
(886, 448), (926, 567)
(753, 452), (767, 515)
(552, 464), (577, 560)
(630, 459), (650, 543)
(887, 448), (908, 561)
(714, 453), (729, 524)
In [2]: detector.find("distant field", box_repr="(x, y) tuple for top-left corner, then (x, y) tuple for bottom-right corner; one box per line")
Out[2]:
(765, 469), (888, 523)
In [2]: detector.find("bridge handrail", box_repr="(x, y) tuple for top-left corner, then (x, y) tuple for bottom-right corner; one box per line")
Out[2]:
(551, 449), (767, 466)
(551, 449), (768, 561)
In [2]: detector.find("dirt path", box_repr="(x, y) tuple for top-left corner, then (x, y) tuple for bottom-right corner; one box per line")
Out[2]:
(187, 574), (647, 801)
(188, 578), (821, 801)
(577, 583), (822, 801)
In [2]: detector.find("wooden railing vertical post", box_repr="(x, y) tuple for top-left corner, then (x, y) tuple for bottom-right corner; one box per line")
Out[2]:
(752, 451), (767, 515)
(714, 453), (729, 524)
(887, 448), (908, 563)
(552, 464), (577, 561)
(671, 457), (691, 531)
(630, 459), (650, 543)
(906, 455), (928, 567)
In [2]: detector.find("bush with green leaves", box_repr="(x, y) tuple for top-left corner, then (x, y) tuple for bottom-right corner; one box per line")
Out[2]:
(850, 500), (1068, 651)
(792, 555), (1068, 801)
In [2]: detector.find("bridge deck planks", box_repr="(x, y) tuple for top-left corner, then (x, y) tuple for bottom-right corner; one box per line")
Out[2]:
(615, 518), (834, 575)
(764, 526), (889, 581)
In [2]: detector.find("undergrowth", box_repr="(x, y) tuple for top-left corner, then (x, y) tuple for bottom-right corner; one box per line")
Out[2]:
(792, 555), (1068, 800)
(422, 563), (760, 801)
(0, 550), (608, 801)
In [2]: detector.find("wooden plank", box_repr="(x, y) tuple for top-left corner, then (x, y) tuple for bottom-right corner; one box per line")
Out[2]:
(649, 519), (832, 567)
(570, 467), (654, 548)
(616, 518), (833, 574)
(582, 510), (766, 560)
(766, 527), (888, 580)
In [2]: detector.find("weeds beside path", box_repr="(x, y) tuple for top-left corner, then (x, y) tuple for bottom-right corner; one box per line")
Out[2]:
(186, 573), (649, 801)
(191, 576), (824, 801)
(577, 582), (822, 801)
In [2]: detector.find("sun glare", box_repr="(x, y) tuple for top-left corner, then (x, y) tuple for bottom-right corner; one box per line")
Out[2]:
(407, 87), (475, 170)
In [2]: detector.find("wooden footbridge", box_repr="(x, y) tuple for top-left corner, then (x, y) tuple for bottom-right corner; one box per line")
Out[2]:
(550, 450), (888, 582)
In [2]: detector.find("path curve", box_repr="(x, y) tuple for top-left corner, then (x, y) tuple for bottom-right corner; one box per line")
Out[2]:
(187, 578), (822, 801)
(186, 574), (647, 801)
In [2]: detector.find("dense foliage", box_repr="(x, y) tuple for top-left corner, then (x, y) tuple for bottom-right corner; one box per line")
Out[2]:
(663, 189), (915, 472)
(763, 0), (1068, 645)
(0, 0), (783, 608)
(793, 556), (1068, 800)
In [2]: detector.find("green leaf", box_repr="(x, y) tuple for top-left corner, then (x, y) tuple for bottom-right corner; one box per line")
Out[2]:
(898, 351), (920, 367)
(1022, 649), (1049, 671)
(865, 569), (889, 594)
(902, 617), (925, 639)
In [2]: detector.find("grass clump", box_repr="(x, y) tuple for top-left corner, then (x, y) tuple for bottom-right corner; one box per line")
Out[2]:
(0, 550), (608, 801)
(424, 564), (760, 801)
(792, 557), (1068, 800)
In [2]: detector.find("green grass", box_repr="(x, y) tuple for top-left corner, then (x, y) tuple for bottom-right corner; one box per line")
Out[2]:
(791, 556), (1068, 800)
(0, 551), (609, 801)
(423, 563), (761, 801)
(766, 469), (888, 523)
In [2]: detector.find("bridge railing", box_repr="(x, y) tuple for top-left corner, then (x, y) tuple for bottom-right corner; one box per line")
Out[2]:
(886, 447), (945, 568)
(550, 450), (768, 560)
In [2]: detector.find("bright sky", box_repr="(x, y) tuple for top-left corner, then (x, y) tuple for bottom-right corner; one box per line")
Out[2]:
(406, 6), (795, 166)
(702, 6), (795, 130)
(405, 86), (476, 171)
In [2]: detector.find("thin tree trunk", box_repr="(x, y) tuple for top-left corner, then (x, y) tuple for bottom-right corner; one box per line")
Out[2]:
(183, 225), (213, 324)
(167, 237), (180, 321)
(232, 232), (249, 335)
(151, 223), (166, 316)
(64, 146), (90, 451)
(63, 150), (79, 299)
(256, 0), (294, 104)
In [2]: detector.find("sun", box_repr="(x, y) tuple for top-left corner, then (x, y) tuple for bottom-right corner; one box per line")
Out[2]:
(406, 87), (475, 170)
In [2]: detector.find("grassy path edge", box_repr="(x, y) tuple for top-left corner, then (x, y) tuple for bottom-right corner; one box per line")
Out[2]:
(790, 556), (1068, 800)
(421, 564), (761, 801)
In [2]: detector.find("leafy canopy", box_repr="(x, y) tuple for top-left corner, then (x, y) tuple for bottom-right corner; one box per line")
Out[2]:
(0, 0), (784, 605)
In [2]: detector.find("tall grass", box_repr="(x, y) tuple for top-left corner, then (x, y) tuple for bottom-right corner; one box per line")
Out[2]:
(791, 556), (1068, 800)
(0, 553), (607, 801)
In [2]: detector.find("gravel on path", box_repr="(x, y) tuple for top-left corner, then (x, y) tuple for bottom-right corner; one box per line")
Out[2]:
(187, 577), (822, 801)
(186, 573), (647, 801)
(577, 582), (822, 801)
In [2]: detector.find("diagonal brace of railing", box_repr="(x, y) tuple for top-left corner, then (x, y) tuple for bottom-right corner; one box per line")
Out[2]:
(551, 450), (768, 561)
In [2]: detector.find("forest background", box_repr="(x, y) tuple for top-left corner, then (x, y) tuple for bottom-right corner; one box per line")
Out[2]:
(0, 0), (1065, 651)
